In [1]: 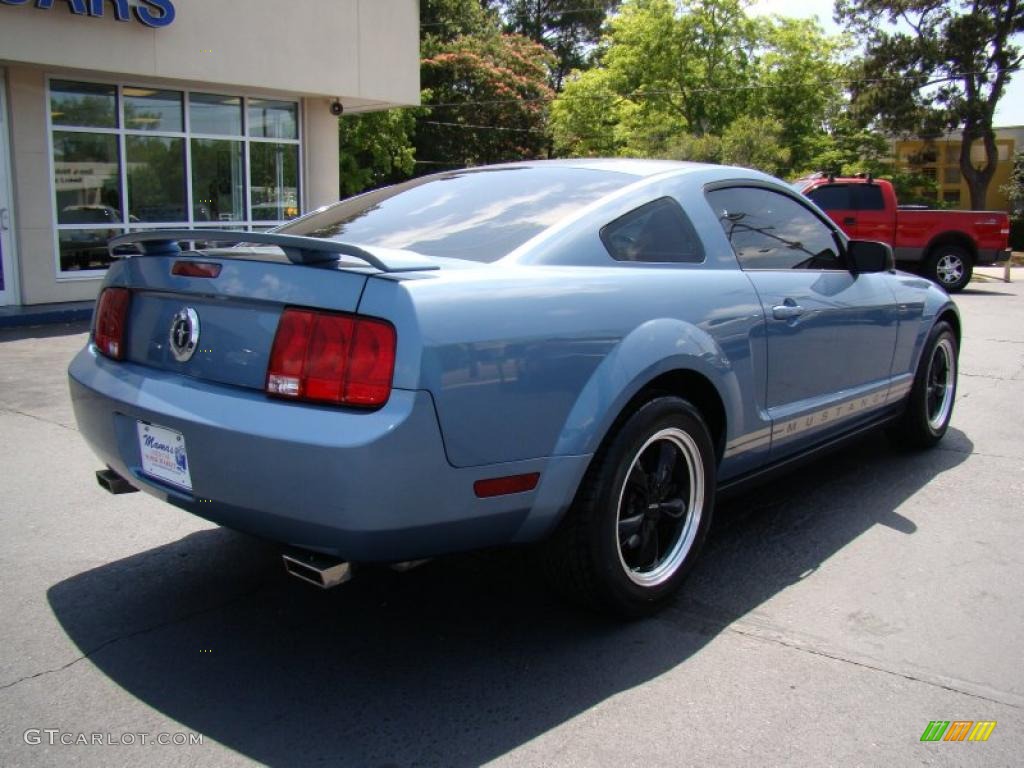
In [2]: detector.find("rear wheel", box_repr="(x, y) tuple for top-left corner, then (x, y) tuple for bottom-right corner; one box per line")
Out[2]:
(924, 246), (972, 293)
(541, 396), (715, 617)
(888, 321), (958, 450)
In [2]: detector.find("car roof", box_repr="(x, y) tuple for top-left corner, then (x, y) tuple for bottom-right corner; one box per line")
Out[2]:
(466, 158), (732, 179)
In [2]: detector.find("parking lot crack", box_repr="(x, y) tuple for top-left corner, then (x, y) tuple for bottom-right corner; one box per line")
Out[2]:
(722, 624), (1024, 709)
(959, 372), (1014, 381)
(0, 582), (272, 694)
(0, 405), (77, 432)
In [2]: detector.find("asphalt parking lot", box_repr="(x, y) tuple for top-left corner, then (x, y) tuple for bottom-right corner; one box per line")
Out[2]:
(1, 270), (1022, 767)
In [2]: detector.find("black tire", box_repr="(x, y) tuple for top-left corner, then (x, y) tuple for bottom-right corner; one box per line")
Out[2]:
(541, 396), (716, 618)
(924, 246), (972, 293)
(887, 321), (958, 450)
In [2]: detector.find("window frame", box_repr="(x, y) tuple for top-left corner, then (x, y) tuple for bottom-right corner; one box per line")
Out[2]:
(46, 76), (303, 279)
(704, 181), (850, 273)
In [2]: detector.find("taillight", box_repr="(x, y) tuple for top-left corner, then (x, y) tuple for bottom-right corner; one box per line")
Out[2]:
(266, 308), (396, 407)
(93, 287), (131, 360)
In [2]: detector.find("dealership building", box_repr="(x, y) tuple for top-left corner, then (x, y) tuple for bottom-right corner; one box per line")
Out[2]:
(0, 0), (419, 310)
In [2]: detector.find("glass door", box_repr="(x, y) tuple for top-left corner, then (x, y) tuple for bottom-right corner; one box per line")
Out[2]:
(0, 70), (16, 305)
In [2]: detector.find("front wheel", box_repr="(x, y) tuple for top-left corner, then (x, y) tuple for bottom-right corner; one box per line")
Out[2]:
(888, 321), (958, 450)
(541, 396), (715, 617)
(924, 246), (973, 293)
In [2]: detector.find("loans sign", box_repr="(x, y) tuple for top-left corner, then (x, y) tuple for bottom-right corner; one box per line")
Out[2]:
(0, 0), (176, 29)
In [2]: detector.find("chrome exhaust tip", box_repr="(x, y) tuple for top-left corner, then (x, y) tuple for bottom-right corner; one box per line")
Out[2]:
(282, 551), (353, 589)
(96, 468), (138, 495)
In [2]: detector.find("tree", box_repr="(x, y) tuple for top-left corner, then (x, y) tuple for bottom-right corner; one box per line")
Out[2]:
(836, 0), (1024, 209)
(551, 0), (846, 172)
(552, 0), (759, 156)
(417, 34), (556, 168)
(338, 109), (421, 197)
(751, 16), (848, 172)
(1003, 149), (1024, 211)
(422, 0), (500, 47)
(492, 1), (621, 90)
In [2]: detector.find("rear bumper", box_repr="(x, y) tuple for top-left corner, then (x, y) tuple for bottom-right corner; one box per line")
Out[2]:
(984, 248), (1012, 264)
(68, 346), (589, 561)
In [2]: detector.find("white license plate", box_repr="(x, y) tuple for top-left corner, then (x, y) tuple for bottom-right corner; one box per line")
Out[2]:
(137, 421), (193, 492)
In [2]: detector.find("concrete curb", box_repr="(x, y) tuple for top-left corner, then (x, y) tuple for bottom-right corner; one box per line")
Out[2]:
(0, 301), (94, 329)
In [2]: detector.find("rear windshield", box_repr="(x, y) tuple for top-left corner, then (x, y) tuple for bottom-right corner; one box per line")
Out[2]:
(279, 167), (631, 262)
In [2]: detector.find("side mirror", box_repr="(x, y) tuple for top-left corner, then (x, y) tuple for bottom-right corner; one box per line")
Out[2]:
(848, 240), (894, 274)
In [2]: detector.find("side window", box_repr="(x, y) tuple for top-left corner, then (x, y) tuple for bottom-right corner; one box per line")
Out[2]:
(852, 184), (885, 211)
(806, 184), (851, 211)
(601, 197), (705, 264)
(706, 186), (844, 271)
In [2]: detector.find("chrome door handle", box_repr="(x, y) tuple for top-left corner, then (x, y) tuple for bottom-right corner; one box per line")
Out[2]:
(0, 208), (9, 231)
(772, 302), (804, 320)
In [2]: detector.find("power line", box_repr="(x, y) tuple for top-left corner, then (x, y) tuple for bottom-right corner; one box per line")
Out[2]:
(420, 5), (617, 29)
(422, 120), (545, 133)
(413, 67), (1023, 110)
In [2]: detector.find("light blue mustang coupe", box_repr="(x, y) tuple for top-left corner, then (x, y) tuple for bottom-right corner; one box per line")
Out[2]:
(69, 160), (959, 616)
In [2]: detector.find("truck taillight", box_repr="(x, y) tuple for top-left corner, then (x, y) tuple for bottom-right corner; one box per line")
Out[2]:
(266, 308), (396, 408)
(93, 287), (131, 360)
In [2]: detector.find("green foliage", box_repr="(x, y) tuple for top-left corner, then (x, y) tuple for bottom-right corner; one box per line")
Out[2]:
(495, 1), (620, 90)
(1003, 150), (1024, 210)
(421, 0), (500, 47)
(417, 34), (556, 167)
(664, 116), (794, 177)
(338, 109), (422, 197)
(752, 17), (848, 172)
(551, 0), (848, 175)
(835, 0), (1024, 208)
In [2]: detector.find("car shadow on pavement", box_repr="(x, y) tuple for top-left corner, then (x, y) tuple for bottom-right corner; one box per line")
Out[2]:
(47, 429), (971, 767)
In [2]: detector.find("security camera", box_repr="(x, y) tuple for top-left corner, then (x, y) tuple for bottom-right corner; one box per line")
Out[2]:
(330, 99), (344, 117)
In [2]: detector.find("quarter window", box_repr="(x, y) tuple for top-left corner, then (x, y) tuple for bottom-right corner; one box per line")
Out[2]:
(48, 80), (301, 274)
(707, 186), (843, 271)
(601, 197), (705, 264)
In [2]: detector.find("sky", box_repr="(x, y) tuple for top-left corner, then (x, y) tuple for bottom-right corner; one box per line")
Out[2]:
(748, 0), (1024, 127)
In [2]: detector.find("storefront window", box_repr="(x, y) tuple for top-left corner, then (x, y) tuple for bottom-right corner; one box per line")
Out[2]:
(189, 93), (242, 135)
(50, 80), (117, 128)
(250, 142), (299, 221)
(126, 136), (186, 222)
(124, 88), (183, 132)
(49, 79), (300, 274)
(249, 99), (298, 140)
(191, 139), (245, 222)
(52, 132), (122, 225)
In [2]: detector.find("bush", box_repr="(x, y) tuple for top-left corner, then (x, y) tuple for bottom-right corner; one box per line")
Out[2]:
(1011, 218), (1024, 252)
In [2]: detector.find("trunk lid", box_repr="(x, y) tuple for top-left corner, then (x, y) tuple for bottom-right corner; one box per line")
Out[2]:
(119, 250), (371, 390)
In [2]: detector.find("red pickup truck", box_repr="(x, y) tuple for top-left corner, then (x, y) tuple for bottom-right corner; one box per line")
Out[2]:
(795, 175), (1011, 292)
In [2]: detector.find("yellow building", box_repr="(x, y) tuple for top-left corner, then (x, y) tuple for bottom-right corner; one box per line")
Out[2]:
(892, 126), (1023, 212)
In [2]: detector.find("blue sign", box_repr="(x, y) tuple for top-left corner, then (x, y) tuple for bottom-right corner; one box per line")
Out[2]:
(0, 0), (176, 29)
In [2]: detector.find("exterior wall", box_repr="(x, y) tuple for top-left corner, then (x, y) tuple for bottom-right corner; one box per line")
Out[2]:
(6, 67), (91, 305)
(0, 0), (420, 108)
(301, 97), (341, 212)
(893, 126), (1023, 212)
(0, 0), (419, 306)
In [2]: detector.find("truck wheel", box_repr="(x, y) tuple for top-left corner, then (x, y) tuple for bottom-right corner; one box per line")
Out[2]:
(924, 246), (972, 292)
(541, 396), (715, 617)
(887, 321), (958, 450)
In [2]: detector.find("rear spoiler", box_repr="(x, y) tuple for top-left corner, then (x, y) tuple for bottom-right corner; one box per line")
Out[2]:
(107, 229), (439, 273)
